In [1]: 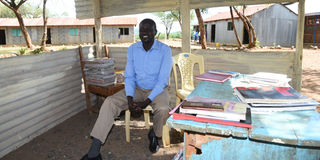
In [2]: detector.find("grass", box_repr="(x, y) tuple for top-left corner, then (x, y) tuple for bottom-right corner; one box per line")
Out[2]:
(0, 45), (78, 56)
(0, 46), (22, 55)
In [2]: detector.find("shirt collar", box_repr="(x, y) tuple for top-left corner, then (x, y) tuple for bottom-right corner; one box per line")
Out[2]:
(138, 40), (160, 51)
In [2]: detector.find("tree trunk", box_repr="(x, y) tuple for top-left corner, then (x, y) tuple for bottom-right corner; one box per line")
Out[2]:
(233, 6), (252, 48)
(40, 0), (48, 51)
(14, 10), (34, 49)
(243, 15), (257, 47)
(230, 6), (242, 47)
(195, 9), (207, 49)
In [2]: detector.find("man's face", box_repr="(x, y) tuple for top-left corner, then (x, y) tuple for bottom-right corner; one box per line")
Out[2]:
(139, 22), (156, 44)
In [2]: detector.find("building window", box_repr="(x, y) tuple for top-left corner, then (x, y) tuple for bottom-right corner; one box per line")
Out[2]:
(69, 28), (80, 36)
(306, 16), (320, 26)
(227, 22), (233, 31)
(119, 28), (129, 35)
(12, 28), (22, 36)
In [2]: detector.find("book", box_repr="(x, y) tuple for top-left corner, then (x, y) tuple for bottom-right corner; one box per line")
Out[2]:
(208, 69), (240, 77)
(250, 105), (316, 113)
(249, 100), (319, 107)
(195, 72), (232, 83)
(171, 105), (252, 128)
(234, 86), (311, 104)
(169, 97), (252, 128)
(182, 101), (224, 111)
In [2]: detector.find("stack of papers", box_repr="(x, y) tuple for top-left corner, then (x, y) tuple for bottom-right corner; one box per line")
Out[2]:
(84, 58), (116, 86)
(234, 86), (318, 113)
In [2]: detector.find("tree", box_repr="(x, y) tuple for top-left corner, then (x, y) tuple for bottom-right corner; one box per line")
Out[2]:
(195, 8), (207, 49)
(0, 0), (34, 49)
(233, 6), (257, 48)
(229, 6), (242, 47)
(154, 11), (175, 39)
(0, 2), (42, 18)
(170, 10), (195, 31)
(40, 0), (48, 51)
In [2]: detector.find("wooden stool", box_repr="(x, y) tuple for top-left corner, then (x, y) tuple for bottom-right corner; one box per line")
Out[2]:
(125, 105), (171, 147)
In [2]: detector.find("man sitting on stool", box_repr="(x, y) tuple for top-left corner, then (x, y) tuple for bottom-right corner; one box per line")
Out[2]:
(81, 18), (173, 160)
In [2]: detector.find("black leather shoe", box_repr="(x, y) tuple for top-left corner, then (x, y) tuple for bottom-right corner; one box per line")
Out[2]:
(80, 154), (102, 160)
(148, 128), (159, 153)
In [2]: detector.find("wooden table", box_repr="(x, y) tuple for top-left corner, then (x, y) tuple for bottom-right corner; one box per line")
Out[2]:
(166, 80), (320, 160)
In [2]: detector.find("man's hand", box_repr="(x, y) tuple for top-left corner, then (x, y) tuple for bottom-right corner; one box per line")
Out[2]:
(133, 98), (152, 110)
(127, 96), (140, 112)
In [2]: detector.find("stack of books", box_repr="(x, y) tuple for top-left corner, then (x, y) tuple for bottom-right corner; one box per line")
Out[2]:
(195, 69), (240, 83)
(234, 86), (319, 113)
(84, 58), (116, 86)
(170, 96), (252, 128)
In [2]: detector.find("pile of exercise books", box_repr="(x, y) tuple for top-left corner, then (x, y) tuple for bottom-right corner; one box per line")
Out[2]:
(170, 96), (252, 128)
(234, 86), (319, 113)
(195, 69), (240, 83)
(84, 57), (116, 86)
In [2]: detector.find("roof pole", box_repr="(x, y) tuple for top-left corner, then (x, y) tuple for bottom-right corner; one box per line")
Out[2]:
(292, 0), (305, 91)
(180, 0), (191, 53)
(93, 0), (102, 58)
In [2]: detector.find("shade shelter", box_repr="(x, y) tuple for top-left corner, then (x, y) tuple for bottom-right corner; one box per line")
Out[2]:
(74, 0), (305, 91)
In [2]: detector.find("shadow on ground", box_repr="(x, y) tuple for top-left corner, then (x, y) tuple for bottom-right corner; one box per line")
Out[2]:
(2, 110), (184, 160)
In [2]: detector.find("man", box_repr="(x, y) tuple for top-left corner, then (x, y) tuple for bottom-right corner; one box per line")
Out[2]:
(81, 18), (173, 160)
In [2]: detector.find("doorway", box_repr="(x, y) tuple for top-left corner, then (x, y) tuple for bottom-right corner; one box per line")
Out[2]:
(211, 24), (215, 42)
(93, 27), (96, 43)
(243, 27), (249, 44)
(0, 30), (6, 45)
(46, 28), (51, 44)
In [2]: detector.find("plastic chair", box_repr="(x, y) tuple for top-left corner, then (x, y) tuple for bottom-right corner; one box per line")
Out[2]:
(125, 106), (171, 147)
(172, 53), (205, 106)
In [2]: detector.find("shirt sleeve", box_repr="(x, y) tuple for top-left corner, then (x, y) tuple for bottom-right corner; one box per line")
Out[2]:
(125, 45), (136, 97)
(148, 45), (172, 101)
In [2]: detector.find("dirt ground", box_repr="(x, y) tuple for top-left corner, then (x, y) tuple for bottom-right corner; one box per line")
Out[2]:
(1, 47), (320, 160)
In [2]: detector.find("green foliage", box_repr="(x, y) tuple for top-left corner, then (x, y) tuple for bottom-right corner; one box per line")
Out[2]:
(31, 48), (43, 55)
(0, 2), (50, 18)
(18, 48), (28, 55)
(255, 39), (260, 48)
(169, 32), (181, 39)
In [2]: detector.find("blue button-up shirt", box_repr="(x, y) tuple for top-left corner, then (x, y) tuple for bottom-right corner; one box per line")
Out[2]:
(125, 40), (172, 101)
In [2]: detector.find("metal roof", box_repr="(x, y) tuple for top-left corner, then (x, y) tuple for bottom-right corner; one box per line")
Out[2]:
(0, 17), (137, 27)
(204, 5), (269, 22)
(74, 0), (298, 19)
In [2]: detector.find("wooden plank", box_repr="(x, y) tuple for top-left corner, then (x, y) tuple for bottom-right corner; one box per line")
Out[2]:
(288, 111), (320, 147)
(93, 0), (102, 58)
(249, 112), (298, 145)
(292, 0), (305, 91)
(189, 136), (320, 160)
(181, 0), (191, 53)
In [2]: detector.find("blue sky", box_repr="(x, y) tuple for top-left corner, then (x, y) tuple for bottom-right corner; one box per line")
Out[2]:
(31, 0), (320, 33)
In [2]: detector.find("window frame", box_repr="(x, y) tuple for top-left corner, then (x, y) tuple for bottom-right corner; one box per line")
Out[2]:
(227, 22), (233, 31)
(69, 28), (80, 36)
(12, 28), (22, 37)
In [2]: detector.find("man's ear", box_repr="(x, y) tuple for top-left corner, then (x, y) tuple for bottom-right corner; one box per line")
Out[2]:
(154, 29), (157, 36)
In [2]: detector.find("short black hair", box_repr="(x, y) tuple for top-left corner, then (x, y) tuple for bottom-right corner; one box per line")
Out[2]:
(139, 18), (157, 32)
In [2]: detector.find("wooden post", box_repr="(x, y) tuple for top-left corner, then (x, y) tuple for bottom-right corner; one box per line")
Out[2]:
(180, 0), (191, 53)
(93, 0), (102, 58)
(293, 0), (305, 91)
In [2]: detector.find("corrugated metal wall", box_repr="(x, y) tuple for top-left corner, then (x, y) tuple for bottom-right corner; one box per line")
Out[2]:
(251, 4), (297, 47)
(0, 47), (96, 158)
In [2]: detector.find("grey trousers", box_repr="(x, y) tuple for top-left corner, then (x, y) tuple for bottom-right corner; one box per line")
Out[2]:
(90, 87), (171, 143)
